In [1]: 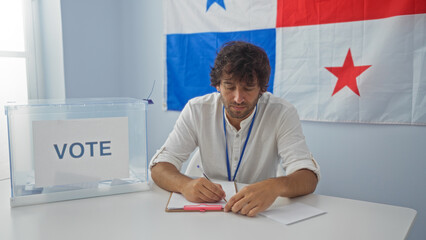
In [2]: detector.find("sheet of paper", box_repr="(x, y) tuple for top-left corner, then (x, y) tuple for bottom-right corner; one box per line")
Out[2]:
(33, 117), (129, 187)
(259, 202), (326, 225)
(167, 180), (236, 210)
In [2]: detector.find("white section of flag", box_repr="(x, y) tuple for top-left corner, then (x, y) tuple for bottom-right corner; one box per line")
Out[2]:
(274, 14), (426, 124)
(164, 0), (277, 34)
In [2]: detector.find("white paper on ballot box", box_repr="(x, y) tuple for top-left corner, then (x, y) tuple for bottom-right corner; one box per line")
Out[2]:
(32, 117), (129, 187)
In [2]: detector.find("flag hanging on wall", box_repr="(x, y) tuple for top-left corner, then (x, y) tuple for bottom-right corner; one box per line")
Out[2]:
(164, 0), (426, 125)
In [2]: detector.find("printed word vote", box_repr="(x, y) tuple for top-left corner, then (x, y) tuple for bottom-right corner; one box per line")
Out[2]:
(53, 141), (112, 159)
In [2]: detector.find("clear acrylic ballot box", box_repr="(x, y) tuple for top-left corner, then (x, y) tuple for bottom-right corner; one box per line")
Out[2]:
(5, 98), (150, 207)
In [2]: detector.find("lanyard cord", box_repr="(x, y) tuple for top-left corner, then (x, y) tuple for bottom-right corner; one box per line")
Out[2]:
(223, 105), (257, 181)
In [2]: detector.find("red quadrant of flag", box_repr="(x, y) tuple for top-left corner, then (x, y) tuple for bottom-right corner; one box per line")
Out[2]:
(277, 0), (426, 27)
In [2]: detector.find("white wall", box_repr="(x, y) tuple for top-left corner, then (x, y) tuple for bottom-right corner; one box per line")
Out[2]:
(61, 0), (122, 98)
(60, 1), (426, 239)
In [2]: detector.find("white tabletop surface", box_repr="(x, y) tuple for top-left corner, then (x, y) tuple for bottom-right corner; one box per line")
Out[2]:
(0, 180), (416, 240)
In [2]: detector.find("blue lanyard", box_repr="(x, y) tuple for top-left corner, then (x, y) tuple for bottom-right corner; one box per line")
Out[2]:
(223, 105), (257, 181)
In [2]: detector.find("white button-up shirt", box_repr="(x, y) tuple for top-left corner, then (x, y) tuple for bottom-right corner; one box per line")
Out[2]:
(150, 92), (320, 184)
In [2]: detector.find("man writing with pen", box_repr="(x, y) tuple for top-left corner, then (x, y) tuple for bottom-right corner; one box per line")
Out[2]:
(150, 41), (320, 217)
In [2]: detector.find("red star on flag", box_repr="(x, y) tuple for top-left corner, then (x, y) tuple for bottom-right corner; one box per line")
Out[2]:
(325, 49), (371, 96)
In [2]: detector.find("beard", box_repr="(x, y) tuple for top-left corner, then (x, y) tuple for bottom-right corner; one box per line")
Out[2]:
(225, 103), (255, 120)
(221, 95), (259, 121)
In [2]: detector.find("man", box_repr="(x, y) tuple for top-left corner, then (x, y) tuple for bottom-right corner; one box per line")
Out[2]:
(150, 41), (320, 216)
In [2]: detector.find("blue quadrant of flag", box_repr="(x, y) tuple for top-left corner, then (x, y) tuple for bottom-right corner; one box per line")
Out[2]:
(166, 29), (276, 111)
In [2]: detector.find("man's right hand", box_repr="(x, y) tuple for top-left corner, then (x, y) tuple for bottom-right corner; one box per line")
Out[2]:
(181, 178), (226, 203)
(151, 162), (226, 203)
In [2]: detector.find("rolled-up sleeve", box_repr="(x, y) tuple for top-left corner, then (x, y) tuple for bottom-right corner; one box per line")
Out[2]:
(149, 103), (198, 171)
(277, 106), (321, 180)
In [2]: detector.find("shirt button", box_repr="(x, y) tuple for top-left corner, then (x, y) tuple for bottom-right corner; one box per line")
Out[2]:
(236, 134), (239, 138)
(234, 157), (238, 161)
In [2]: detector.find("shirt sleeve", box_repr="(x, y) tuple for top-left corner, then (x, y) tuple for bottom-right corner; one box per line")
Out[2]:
(277, 106), (321, 180)
(149, 102), (198, 171)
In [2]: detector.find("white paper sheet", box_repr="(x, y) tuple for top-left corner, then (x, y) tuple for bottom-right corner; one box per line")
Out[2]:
(167, 180), (236, 210)
(260, 202), (326, 225)
(33, 117), (129, 187)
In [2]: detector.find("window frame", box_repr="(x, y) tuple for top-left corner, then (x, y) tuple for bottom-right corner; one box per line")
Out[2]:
(23, 0), (43, 99)
(0, 0), (43, 99)
(0, 0), (66, 100)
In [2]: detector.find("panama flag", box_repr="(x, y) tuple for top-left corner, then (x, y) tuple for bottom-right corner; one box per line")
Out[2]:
(164, 0), (426, 125)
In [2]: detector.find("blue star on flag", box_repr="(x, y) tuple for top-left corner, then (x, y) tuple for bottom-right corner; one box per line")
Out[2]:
(206, 0), (226, 11)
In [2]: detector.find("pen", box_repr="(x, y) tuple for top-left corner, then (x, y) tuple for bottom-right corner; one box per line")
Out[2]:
(197, 165), (227, 202)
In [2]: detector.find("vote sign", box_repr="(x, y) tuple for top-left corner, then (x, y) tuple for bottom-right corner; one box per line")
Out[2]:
(33, 117), (129, 187)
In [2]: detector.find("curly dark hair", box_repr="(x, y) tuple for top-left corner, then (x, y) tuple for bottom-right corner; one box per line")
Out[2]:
(210, 41), (271, 92)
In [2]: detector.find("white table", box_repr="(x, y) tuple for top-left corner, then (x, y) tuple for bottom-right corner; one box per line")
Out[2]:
(0, 180), (416, 240)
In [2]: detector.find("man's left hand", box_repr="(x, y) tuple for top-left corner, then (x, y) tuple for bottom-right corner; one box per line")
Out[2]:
(223, 179), (280, 217)
(224, 170), (318, 217)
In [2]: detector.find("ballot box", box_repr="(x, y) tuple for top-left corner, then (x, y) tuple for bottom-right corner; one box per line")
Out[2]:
(4, 98), (150, 207)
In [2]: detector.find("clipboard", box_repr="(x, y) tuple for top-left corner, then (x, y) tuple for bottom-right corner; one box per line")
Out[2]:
(165, 181), (238, 212)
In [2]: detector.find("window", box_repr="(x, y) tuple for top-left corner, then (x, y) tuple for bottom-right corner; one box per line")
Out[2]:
(0, 0), (37, 179)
